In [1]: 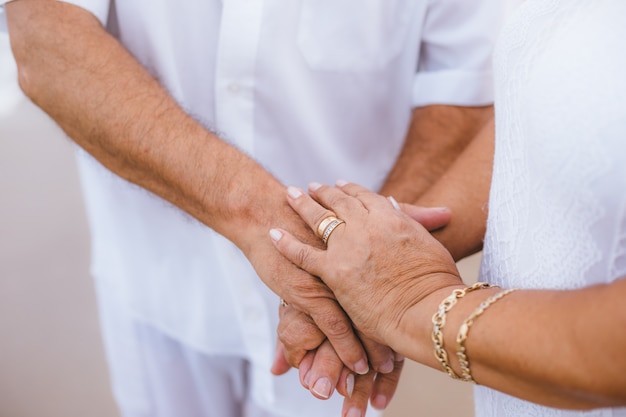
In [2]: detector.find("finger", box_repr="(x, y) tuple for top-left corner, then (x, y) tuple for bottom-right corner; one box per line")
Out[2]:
(277, 305), (326, 368)
(269, 250), (369, 375)
(306, 300), (369, 376)
(335, 180), (395, 212)
(399, 204), (451, 231)
(299, 350), (316, 389)
(342, 371), (376, 417)
(306, 340), (345, 400)
(270, 228), (326, 280)
(336, 367), (355, 398)
(370, 356), (405, 410)
(357, 332), (395, 375)
(305, 182), (367, 219)
(286, 186), (339, 240)
(271, 341), (292, 376)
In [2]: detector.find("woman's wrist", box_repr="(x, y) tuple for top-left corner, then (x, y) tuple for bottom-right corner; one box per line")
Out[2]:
(390, 283), (464, 367)
(392, 282), (503, 375)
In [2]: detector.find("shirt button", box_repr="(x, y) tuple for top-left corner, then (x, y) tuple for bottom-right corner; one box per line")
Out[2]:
(228, 83), (241, 94)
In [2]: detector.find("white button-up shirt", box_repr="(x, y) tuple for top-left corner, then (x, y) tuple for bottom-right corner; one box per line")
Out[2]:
(1, 0), (503, 407)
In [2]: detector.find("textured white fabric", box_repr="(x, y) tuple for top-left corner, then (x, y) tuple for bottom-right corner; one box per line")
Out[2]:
(478, 0), (626, 416)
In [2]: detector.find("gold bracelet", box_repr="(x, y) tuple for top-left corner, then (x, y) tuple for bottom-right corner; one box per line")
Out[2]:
(432, 282), (495, 380)
(456, 288), (520, 383)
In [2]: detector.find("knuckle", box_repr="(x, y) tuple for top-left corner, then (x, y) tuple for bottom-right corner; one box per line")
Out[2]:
(326, 193), (348, 210)
(285, 348), (307, 369)
(317, 309), (354, 340)
(294, 246), (312, 269)
(279, 311), (324, 351)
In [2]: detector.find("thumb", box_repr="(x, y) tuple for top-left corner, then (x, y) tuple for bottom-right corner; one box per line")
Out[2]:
(400, 204), (451, 231)
(271, 341), (291, 375)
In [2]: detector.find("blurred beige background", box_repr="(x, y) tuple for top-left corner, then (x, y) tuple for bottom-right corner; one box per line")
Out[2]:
(0, 33), (480, 417)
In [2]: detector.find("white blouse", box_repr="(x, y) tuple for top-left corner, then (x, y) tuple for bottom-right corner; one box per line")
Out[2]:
(479, 0), (626, 415)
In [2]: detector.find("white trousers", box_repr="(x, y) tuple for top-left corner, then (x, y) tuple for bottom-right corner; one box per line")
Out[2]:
(95, 289), (379, 417)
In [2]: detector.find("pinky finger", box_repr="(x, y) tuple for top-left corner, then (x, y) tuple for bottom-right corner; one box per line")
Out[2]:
(370, 356), (405, 410)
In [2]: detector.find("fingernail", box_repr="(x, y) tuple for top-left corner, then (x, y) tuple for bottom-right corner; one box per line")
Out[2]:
(372, 395), (389, 410)
(303, 370), (311, 388)
(269, 229), (283, 242)
(287, 186), (303, 199)
(336, 179), (348, 187)
(395, 352), (405, 362)
(434, 206), (450, 212)
(387, 196), (401, 211)
(354, 358), (369, 375)
(346, 373), (355, 398)
(346, 407), (362, 417)
(379, 356), (394, 374)
(309, 182), (323, 191)
(312, 377), (333, 399)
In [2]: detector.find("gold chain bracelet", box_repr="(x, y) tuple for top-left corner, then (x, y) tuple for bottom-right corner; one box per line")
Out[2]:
(456, 288), (520, 383)
(432, 282), (495, 380)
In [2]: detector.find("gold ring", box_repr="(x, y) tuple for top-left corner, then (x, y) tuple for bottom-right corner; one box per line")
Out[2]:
(322, 218), (345, 245)
(317, 216), (339, 239)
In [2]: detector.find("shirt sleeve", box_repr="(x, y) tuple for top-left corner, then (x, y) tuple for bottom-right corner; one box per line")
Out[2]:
(1, 0), (110, 33)
(56, 0), (110, 25)
(413, 0), (506, 107)
(0, 0), (12, 33)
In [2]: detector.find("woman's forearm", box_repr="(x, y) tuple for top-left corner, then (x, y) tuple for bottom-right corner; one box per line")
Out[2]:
(398, 278), (626, 409)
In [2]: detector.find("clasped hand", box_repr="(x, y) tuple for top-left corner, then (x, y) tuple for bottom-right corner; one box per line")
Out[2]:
(269, 181), (462, 415)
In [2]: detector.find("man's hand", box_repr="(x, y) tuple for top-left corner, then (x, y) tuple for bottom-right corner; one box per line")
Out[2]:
(4, 0), (377, 376)
(271, 308), (405, 417)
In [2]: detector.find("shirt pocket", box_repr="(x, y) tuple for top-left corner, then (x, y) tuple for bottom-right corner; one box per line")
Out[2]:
(297, 0), (418, 72)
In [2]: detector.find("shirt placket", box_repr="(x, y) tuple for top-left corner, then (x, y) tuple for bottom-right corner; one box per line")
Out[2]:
(215, 0), (264, 154)
(215, 0), (276, 405)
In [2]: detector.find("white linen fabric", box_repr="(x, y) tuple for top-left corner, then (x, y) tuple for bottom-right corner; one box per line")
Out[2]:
(1, 0), (501, 414)
(479, 0), (626, 416)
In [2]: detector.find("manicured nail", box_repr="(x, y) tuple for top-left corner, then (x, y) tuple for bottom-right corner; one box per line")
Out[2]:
(346, 407), (362, 417)
(379, 356), (394, 374)
(346, 373), (355, 398)
(269, 229), (283, 242)
(336, 179), (348, 187)
(372, 395), (389, 410)
(387, 196), (401, 210)
(312, 377), (333, 399)
(354, 358), (369, 375)
(434, 206), (450, 212)
(309, 182), (323, 191)
(304, 370), (312, 388)
(287, 186), (303, 199)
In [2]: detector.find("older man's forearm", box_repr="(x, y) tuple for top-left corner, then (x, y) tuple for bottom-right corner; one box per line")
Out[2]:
(6, 0), (377, 375)
(379, 104), (493, 202)
(417, 119), (495, 261)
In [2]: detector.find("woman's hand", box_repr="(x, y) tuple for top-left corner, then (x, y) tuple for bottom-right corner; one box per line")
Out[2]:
(270, 181), (463, 348)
